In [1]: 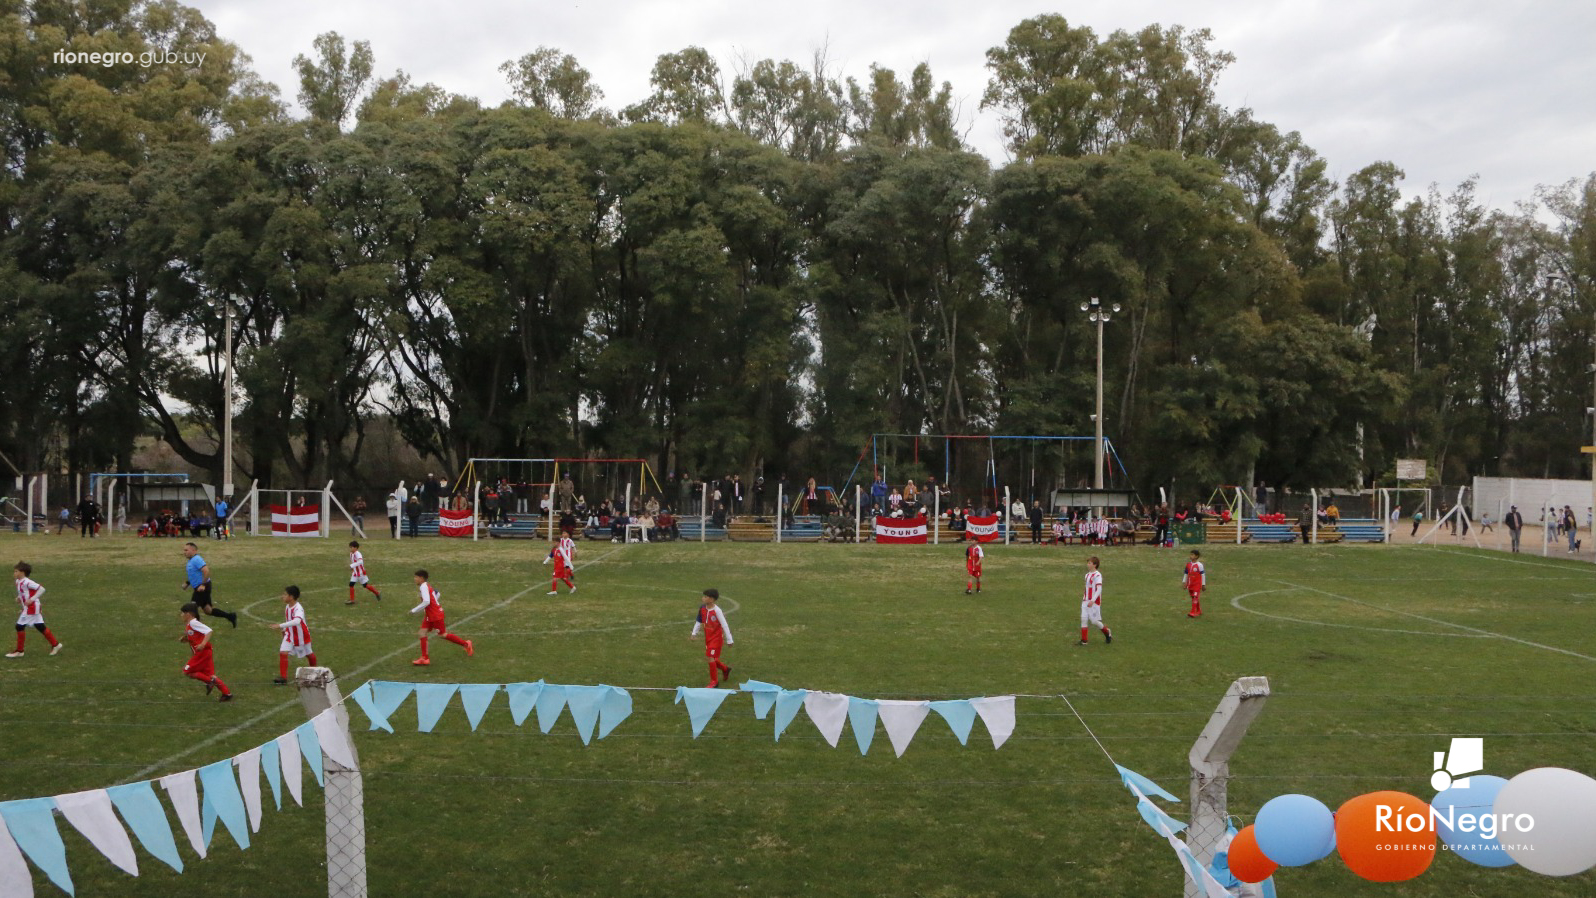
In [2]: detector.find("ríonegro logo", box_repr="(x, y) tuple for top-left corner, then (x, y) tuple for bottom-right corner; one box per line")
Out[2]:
(1374, 801), (1533, 840)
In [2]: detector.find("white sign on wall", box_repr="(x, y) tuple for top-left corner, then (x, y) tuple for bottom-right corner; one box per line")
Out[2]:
(1396, 459), (1427, 481)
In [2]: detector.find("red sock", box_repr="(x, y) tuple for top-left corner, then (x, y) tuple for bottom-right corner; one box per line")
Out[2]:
(307, 653), (318, 666)
(418, 636), (429, 659)
(212, 676), (231, 697)
(707, 662), (719, 686)
(42, 628), (57, 647)
(717, 660), (730, 674)
(551, 578), (559, 592)
(1080, 627), (1088, 642)
(365, 584), (380, 596)
(966, 579), (973, 590)
(279, 653), (289, 678)
(14, 632), (23, 653)
(349, 585), (356, 601)
(562, 577), (573, 589)
(443, 633), (469, 648)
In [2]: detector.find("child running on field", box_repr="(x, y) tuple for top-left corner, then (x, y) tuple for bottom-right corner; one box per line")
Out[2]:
(690, 588), (733, 687)
(1078, 556), (1113, 646)
(965, 541), (984, 594)
(1184, 550), (1206, 618)
(179, 602), (233, 701)
(346, 541), (381, 605)
(409, 569), (473, 666)
(544, 534), (576, 595)
(269, 585), (318, 684)
(9, 562), (62, 658)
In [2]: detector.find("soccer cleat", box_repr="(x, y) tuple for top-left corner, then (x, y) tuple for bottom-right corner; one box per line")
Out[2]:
(412, 657), (430, 666)
(1075, 640), (1088, 647)
(1104, 631), (1113, 644)
(4, 652), (22, 658)
(374, 590), (381, 601)
(205, 679), (215, 695)
(219, 693), (234, 702)
(50, 643), (63, 655)
(273, 677), (288, 685)
(228, 612), (239, 628)
(569, 586), (576, 594)
(547, 590), (558, 596)
(965, 588), (972, 595)
(345, 599), (357, 606)
(1187, 612), (1200, 618)
(465, 640), (474, 657)
(722, 667), (732, 684)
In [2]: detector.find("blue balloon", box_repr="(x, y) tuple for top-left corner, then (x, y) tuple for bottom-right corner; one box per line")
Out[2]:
(1255, 794), (1336, 866)
(1433, 775), (1516, 868)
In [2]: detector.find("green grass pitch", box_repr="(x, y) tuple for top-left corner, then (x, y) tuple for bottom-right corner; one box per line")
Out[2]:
(3, 533), (1596, 896)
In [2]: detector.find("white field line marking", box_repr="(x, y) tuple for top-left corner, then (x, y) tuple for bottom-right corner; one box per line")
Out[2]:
(1396, 544), (1596, 573)
(1274, 579), (1596, 663)
(1229, 588), (1490, 638)
(126, 547), (628, 782)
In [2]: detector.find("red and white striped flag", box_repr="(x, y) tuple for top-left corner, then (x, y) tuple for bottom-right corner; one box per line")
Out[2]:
(965, 514), (1002, 543)
(874, 515), (927, 544)
(270, 504), (320, 537)
(439, 508), (475, 537)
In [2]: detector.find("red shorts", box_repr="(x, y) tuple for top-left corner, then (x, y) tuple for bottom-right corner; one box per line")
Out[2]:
(183, 648), (215, 679)
(967, 564), (982, 577)
(554, 561), (571, 579)
(704, 643), (722, 660)
(421, 615), (447, 634)
(1187, 585), (1203, 597)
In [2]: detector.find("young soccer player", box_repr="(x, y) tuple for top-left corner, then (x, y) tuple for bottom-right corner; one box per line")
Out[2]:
(543, 534), (577, 595)
(9, 562), (62, 658)
(1078, 556), (1113, 646)
(408, 570), (473, 666)
(965, 541), (984, 594)
(346, 541), (381, 605)
(1184, 550), (1206, 617)
(690, 589), (733, 688)
(269, 586), (318, 684)
(179, 602), (233, 701)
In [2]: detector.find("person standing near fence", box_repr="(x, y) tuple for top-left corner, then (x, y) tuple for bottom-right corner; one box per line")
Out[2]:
(1564, 506), (1579, 553)
(1298, 504), (1312, 544)
(77, 495), (95, 538)
(1411, 508), (1424, 537)
(386, 491), (401, 538)
(1505, 505), (1523, 553)
(1028, 501), (1043, 544)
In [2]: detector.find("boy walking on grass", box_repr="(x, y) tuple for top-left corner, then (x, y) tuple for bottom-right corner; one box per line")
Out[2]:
(9, 562), (62, 658)
(347, 541), (381, 605)
(1184, 550), (1206, 618)
(269, 585), (317, 684)
(691, 589), (733, 687)
(1078, 556), (1113, 646)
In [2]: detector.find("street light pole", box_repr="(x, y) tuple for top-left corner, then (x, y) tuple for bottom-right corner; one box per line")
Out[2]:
(1080, 296), (1120, 507)
(222, 299), (235, 499)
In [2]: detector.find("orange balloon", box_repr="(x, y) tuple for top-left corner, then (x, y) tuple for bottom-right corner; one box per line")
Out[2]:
(1335, 791), (1437, 882)
(1228, 825), (1279, 884)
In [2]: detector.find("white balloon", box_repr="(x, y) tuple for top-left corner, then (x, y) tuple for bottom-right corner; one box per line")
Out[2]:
(1493, 767), (1596, 876)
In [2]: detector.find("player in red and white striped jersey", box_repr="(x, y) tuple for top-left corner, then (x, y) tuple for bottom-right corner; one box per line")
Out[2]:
(1183, 550), (1206, 618)
(1078, 556), (1113, 646)
(408, 569), (473, 666)
(543, 535), (577, 595)
(180, 602), (232, 700)
(269, 586), (318, 684)
(346, 541), (381, 605)
(690, 588), (733, 687)
(9, 562), (62, 658)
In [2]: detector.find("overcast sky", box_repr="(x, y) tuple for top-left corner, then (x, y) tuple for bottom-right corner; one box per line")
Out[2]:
(188, 0), (1596, 211)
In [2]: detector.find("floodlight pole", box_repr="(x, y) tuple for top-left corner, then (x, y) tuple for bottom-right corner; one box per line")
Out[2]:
(855, 485), (862, 544)
(1081, 297), (1118, 515)
(700, 482), (708, 543)
(775, 484), (783, 544)
(933, 487), (940, 545)
(1187, 676), (1271, 898)
(222, 298), (235, 500)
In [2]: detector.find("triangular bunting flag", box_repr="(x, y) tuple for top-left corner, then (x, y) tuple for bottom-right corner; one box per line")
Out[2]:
(1116, 764), (1180, 802)
(1129, 782), (1187, 836)
(414, 683), (459, 733)
(970, 696), (1016, 750)
(106, 782), (183, 874)
(295, 720), (324, 788)
(198, 760), (250, 851)
(0, 799), (72, 895)
(158, 770), (205, 858)
(596, 686), (632, 739)
(55, 789), (137, 876)
(773, 689), (807, 741)
(535, 684), (568, 734)
(458, 684), (500, 731)
(847, 697), (879, 755)
(0, 812), (35, 898)
(740, 680), (781, 719)
(274, 731), (303, 807)
(258, 739), (282, 811)
(234, 749), (263, 833)
(675, 687), (736, 738)
(565, 686), (606, 745)
(311, 709), (357, 771)
(347, 682), (382, 732)
(1167, 833), (1232, 898)
(367, 681), (415, 732)
(929, 700), (977, 746)
(803, 691), (849, 748)
(876, 700), (930, 758)
(505, 681), (545, 726)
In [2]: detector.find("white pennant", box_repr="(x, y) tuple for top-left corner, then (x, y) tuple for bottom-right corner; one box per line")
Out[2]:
(158, 770), (206, 858)
(312, 708), (357, 771)
(235, 748), (263, 833)
(803, 691), (850, 748)
(970, 696), (1016, 749)
(875, 700), (930, 757)
(55, 789), (138, 876)
(0, 812), (33, 898)
(275, 731), (304, 807)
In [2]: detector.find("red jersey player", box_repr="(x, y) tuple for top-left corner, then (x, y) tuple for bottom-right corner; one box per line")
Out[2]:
(346, 541), (381, 605)
(408, 569), (473, 666)
(179, 602), (233, 701)
(9, 562), (62, 658)
(965, 542), (984, 594)
(690, 588), (733, 687)
(1183, 550), (1206, 618)
(543, 535), (576, 595)
(1078, 556), (1113, 646)
(269, 585), (318, 684)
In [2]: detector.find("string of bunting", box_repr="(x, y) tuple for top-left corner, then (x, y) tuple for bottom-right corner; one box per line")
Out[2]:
(0, 707), (350, 897)
(348, 679), (1017, 756)
(1110, 764), (1278, 898)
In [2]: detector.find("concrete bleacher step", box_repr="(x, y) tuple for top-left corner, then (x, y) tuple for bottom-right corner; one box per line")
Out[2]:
(727, 520), (775, 542)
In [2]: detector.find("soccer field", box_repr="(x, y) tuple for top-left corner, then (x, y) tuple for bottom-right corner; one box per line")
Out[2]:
(3, 534), (1595, 897)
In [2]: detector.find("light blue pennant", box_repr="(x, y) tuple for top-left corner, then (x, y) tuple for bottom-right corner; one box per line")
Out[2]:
(198, 760), (250, 851)
(458, 684), (500, 731)
(675, 687), (737, 737)
(257, 739), (282, 810)
(929, 700), (977, 745)
(739, 680), (782, 719)
(535, 684), (568, 733)
(1116, 764), (1180, 802)
(773, 689), (807, 740)
(596, 686), (632, 739)
(847, 697), (880, 755)
(414, 683), (460, 733)
(565, 686), (607, 744)
(295, 720), (324, 788)
(366, 681), (416, 732)
(0, 798), (72, 895)
(106, 782), (184, 873)
(505, 681), (545, 726)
